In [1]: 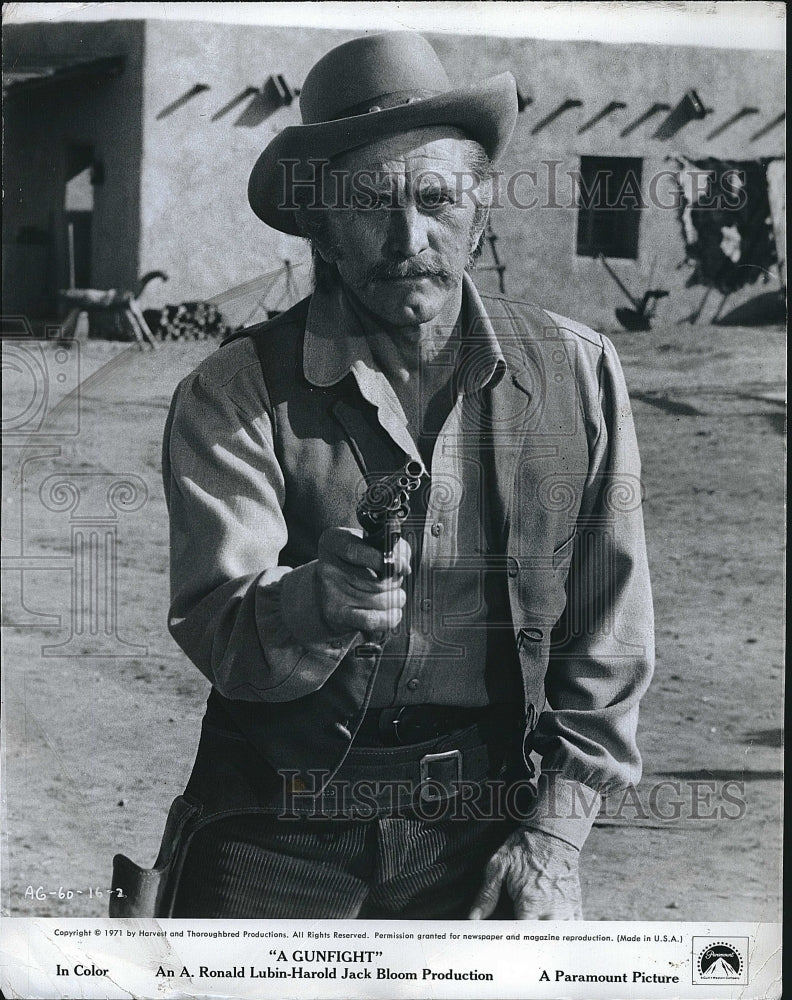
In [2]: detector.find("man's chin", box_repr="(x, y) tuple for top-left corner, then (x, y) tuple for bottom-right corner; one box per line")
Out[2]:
(379, 294), (445, 327)
(367, 277), (456, 325)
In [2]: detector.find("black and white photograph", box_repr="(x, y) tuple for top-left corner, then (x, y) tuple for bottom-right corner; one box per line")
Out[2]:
(1, 2), (784, 998)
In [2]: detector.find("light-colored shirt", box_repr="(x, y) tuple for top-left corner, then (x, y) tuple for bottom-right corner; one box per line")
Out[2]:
(361, 286), (523, 709)
(164, 273), (653, 848)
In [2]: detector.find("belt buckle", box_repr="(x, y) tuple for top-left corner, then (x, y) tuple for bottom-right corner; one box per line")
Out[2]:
(419, 748), (462, 802)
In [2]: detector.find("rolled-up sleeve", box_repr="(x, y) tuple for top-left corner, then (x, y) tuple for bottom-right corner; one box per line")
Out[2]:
(527, 332), (655, 846)
(162, 352), (358, 701)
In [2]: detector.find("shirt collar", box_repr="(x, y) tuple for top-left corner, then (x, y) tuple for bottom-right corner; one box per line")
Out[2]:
(303, 271), (506, 392)
(303, 280), (377, 388)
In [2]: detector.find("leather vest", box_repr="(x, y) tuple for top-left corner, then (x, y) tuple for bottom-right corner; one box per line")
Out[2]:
(206, 292), (597, 786)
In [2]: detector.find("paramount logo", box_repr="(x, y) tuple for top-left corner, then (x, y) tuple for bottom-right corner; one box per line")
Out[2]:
(692, 938), (748, 986)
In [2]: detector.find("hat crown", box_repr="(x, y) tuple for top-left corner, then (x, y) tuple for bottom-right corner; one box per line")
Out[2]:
(300, 32), (451, 124)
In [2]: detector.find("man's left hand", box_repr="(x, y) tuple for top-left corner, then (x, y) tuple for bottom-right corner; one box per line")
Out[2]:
(469, 828), (583, 920)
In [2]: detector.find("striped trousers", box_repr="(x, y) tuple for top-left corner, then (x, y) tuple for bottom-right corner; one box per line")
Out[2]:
(171, 810), (517, 919)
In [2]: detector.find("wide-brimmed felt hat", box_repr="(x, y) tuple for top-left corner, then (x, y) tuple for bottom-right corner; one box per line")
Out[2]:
(248, 31), (518, 234)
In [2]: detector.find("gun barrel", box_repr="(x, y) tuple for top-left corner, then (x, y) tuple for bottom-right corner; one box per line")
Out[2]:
(356, 460), (426, 560)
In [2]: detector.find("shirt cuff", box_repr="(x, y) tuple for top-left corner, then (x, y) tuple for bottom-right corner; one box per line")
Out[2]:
(522, 773), (602, 851)
(279, 560), (358, 653)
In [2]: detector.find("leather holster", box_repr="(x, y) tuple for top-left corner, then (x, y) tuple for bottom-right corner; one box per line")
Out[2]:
(109, 795), (202, 917)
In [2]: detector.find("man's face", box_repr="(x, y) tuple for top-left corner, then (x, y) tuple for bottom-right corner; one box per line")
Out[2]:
(318, 128), (489, 328)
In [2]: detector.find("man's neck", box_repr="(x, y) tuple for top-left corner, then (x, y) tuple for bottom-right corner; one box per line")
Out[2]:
(345, 281), (464, 382)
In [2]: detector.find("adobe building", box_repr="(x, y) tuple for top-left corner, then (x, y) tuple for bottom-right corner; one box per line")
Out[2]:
(3, 18), (785, 331)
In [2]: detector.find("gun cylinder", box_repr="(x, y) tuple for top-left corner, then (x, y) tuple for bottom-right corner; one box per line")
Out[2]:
(357, 460), (426, 568)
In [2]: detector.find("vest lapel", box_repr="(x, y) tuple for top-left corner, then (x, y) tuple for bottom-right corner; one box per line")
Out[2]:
(487, 303), (560, 540)
(330, 394), (409, 480)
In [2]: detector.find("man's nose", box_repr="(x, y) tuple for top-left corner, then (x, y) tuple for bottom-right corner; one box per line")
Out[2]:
(385, 203), (430, 259)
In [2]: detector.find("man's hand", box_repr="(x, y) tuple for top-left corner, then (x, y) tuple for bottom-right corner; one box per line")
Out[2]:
(469, 828), (583, 920)
(316, 527), (411, 635)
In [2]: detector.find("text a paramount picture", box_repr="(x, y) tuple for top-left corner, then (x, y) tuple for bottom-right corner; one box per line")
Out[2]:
(0, 2), (785, 999)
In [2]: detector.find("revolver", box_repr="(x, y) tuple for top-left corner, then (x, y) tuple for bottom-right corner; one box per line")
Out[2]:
(356, 459), (425, 577)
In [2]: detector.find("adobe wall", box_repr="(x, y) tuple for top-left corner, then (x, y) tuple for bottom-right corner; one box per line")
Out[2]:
(3, 21), (145, 314)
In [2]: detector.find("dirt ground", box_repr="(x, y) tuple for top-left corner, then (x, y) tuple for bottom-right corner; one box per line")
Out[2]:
(1, 320), (784, 921)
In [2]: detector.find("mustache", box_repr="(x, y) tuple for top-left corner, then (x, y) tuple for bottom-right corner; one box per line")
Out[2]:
(366, 257), (457, 283)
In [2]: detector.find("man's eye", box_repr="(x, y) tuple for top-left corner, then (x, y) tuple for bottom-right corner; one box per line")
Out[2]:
(350, 190), (393, 211)
(417, 187), (453, 210)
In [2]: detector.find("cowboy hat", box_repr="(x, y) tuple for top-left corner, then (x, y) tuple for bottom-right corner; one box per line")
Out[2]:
(248, 31), (517, 234)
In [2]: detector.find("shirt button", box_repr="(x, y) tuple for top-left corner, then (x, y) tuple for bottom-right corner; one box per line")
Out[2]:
(407, 678), (420, 691)
(420, 599), (432, 612)
(431, 522), (443, 537)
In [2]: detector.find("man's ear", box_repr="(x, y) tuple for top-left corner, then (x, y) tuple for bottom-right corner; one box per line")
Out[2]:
(477, 175), (494, 208)
(468, 202), (492, 264)
(295, 206), (342, 264)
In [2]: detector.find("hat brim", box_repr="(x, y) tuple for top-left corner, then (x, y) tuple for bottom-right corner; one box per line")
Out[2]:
(248, 72), (517, 234)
